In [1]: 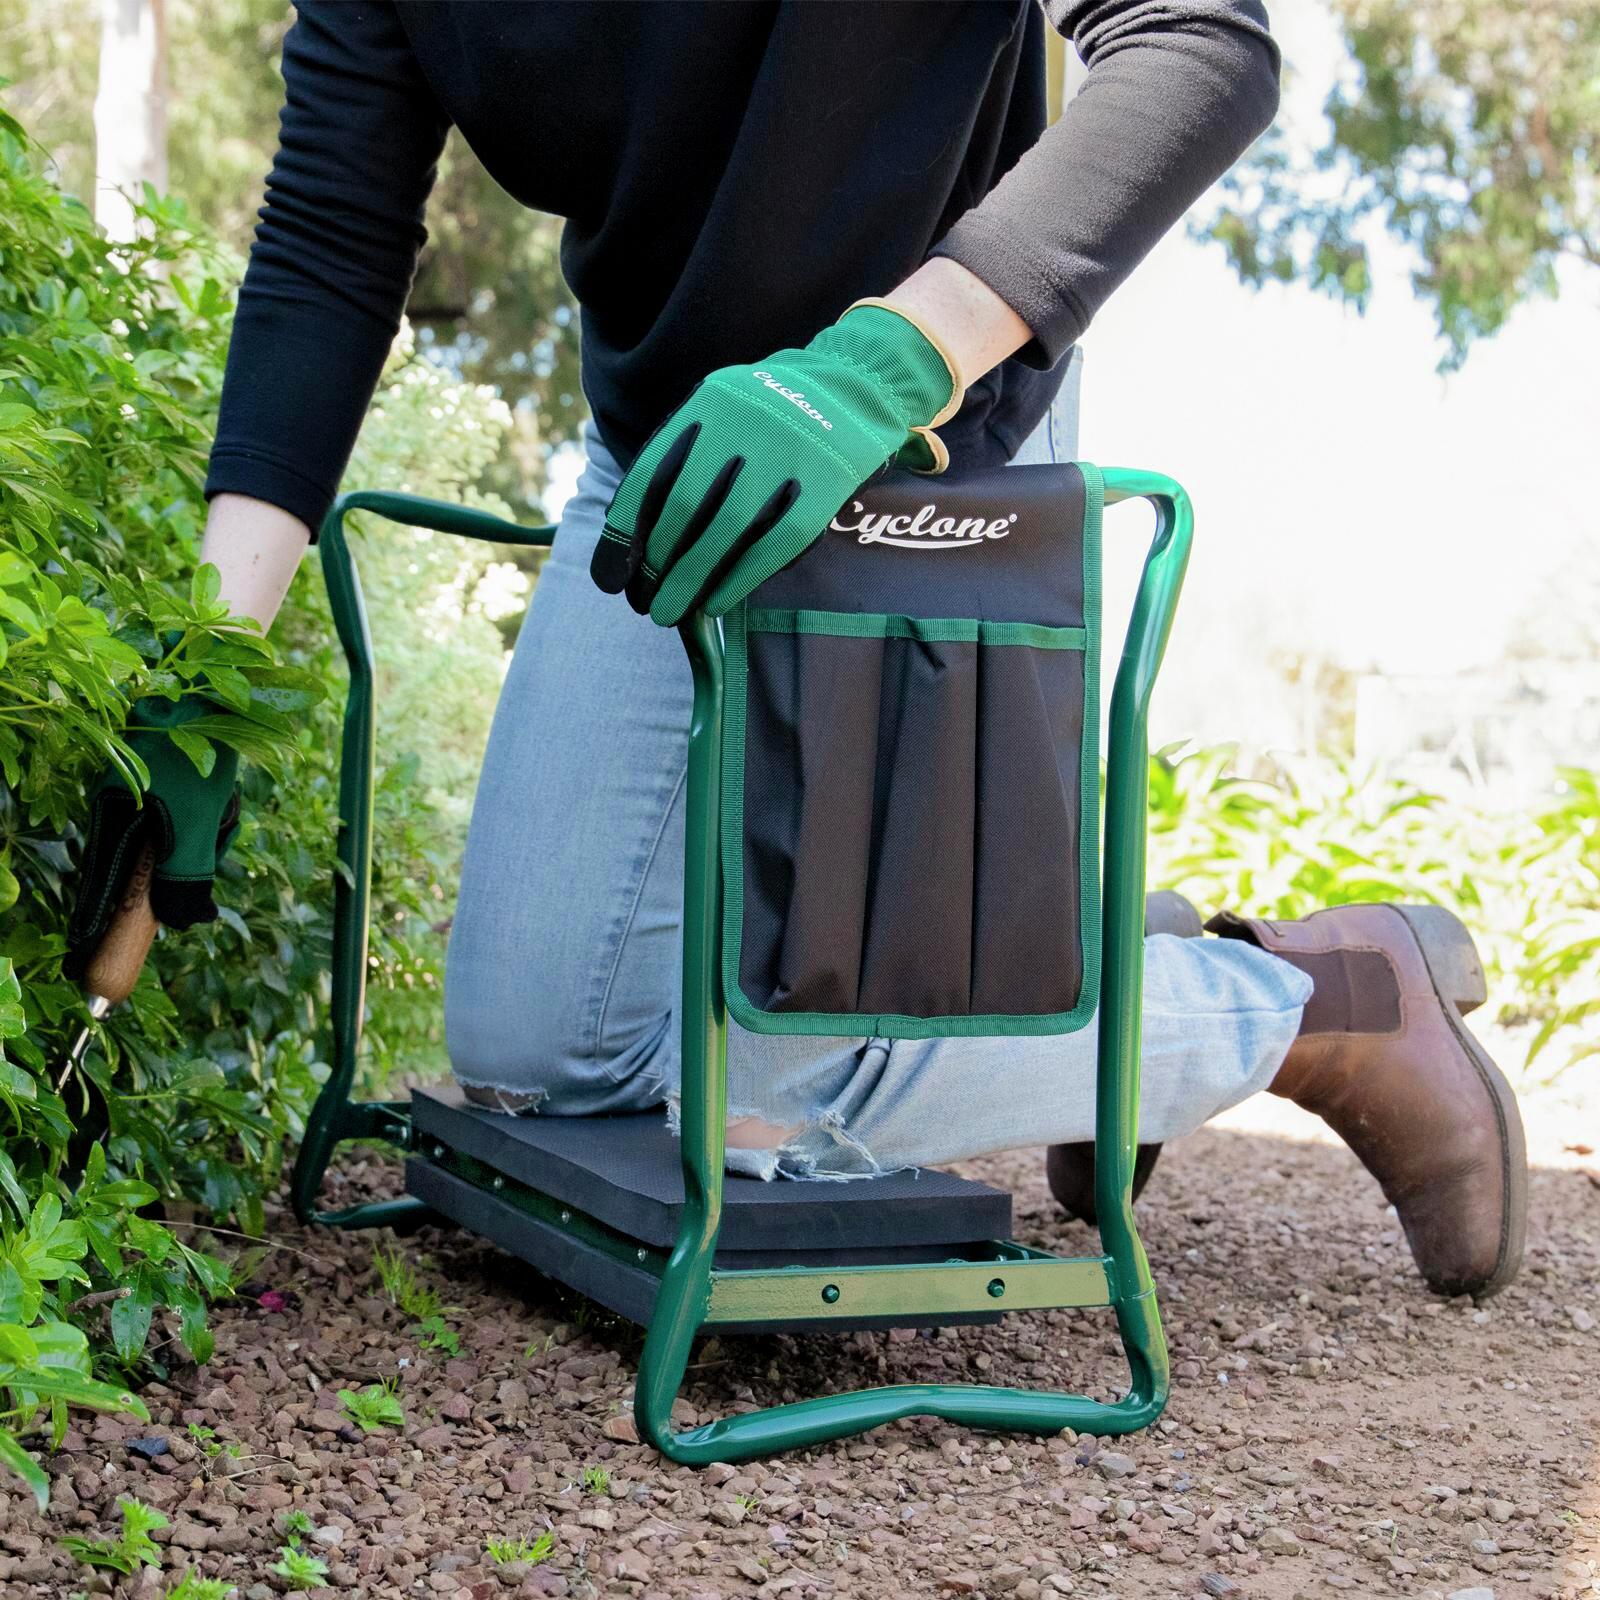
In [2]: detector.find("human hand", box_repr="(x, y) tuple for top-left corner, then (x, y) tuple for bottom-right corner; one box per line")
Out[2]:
(67, 694), (241, 975)
(591, 301), (963, 626)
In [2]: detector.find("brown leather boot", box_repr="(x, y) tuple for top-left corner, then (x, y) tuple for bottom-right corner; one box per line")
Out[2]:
(1045, 891), (1202, 1225)
(1207, 903), (1527, 1300)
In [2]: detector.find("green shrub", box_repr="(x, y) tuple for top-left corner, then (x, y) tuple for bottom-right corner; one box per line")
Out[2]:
(1147, 743), (1600, 1074)
(1516, 768), (1600, 1076)
(0, 97), (516, 1504)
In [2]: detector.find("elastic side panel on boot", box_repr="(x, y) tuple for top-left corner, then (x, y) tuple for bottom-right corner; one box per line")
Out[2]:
(1288, 948), (1403, 1036)
(721, 462), (1102, 1040)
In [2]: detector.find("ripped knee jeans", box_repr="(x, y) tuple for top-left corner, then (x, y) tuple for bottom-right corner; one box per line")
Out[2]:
(443, 393), (1309, 1180)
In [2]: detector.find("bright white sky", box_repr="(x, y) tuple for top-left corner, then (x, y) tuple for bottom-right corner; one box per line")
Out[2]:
(1084, 0), (1598, 748)
(547, 0), (1597, 753)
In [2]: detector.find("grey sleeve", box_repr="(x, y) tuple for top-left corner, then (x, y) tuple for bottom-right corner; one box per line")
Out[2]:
(931, 1), (1280, 367)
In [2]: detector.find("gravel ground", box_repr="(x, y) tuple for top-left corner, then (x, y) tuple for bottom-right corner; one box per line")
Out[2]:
(5, 1056), (1596, 1600)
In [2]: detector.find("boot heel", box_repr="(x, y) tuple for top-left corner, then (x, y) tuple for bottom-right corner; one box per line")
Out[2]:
(1145, 889), (1204, 940)
(1396, 904), (1488, 1016)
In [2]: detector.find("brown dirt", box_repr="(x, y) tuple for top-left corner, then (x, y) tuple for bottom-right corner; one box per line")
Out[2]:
(4, 1062), (1596, 1600)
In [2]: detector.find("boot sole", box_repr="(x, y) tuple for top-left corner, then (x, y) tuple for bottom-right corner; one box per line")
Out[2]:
(1393, 904), (1528, 1299)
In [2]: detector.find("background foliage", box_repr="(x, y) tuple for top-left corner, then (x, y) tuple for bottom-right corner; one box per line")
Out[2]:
(0, 0), (583, 521)
(1199, 0), (1599, 370)
(1146, 744), (1600, 1080)
(0, 102), (517, 1502)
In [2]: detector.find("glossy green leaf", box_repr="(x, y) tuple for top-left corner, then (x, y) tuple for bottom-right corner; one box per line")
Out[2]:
(0, 1429), (49, 1511)
(110, 1274), (156, 1361)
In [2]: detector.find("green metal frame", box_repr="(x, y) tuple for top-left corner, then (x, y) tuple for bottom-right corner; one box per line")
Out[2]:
(291, 468), (1193, 1462)
(290, 491), (557, 1231)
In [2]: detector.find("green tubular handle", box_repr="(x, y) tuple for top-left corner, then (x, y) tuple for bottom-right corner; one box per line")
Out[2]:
(291, 491), (556, 1230)
(1093, 468), (1191, 1413)
(328, 489), (555, 547)
(635, 466), (1192, 1462)
(634, 614), (729, 1446)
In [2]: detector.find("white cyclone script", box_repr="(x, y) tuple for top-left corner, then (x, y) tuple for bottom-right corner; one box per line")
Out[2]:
(830, 500), (1018, 550)
(750, 371), (833, 429)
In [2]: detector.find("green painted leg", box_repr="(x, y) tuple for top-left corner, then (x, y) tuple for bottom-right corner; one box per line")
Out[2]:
(292, 493), (555, 1230)
(636, 469), (1190, 1463)
(634, 616), (730, 1452)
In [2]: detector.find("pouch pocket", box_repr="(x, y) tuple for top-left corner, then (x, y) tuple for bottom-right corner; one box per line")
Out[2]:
(727, 607), (1097, 1038)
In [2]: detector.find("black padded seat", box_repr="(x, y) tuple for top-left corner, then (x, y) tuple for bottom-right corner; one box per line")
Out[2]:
(409, 1087), (1010, 1251)
(405, 1088), (1014, 1332)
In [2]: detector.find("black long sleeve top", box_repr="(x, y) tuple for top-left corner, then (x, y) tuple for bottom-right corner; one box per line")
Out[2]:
(206, 1), (1279, 532)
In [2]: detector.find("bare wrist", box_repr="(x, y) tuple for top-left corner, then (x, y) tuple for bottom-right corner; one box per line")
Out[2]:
(882, 258), (1033, 392)
(199, 493), (311, 631)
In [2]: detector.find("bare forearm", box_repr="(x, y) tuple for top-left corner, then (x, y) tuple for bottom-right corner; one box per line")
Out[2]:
(199, 493), (311, 632)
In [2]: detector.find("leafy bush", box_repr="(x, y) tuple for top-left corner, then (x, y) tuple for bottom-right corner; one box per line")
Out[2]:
(0, 98), (515, 1502)
(1147, 743), (1600, 1074)
(1515, 769), (1600, 1076)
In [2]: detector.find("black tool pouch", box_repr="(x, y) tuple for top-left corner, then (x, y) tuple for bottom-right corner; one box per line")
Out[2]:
(721, 460), (1102, 1040)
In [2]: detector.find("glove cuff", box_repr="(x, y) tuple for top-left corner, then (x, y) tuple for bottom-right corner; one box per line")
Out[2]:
(842, 298), (966, 430)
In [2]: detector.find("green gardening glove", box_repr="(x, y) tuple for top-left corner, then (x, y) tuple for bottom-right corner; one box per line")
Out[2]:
(591, 300), (964, 625)
(67, 695), (241, 977)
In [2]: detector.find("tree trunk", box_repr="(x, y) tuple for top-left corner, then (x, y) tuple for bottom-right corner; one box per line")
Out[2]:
(93, 0), (167, 241)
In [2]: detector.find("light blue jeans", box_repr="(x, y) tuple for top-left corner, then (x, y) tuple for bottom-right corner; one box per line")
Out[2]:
(444, 392), (1311, 1179)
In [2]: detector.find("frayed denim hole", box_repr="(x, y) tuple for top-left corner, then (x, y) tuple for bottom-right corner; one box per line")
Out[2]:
(457, 1079), (550, 1116)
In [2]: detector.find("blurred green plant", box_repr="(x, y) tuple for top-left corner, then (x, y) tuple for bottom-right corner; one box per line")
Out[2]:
(485, 1530), (554, 1567)
(1147, 743), (1600, 1077)
(165, 1572), (235, 1600)
(268, 1539), (329, 1593)
(59, 1493), (167, 1573)
(0, 94), (517, 1504)
(1517, 769), (1600, 1077)
(338, 1376), (405, 1434)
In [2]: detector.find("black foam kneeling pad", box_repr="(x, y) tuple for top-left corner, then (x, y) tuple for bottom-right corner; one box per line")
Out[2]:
(409, 1087), (1011, 1253)
(406, 1155), (1008, 1334)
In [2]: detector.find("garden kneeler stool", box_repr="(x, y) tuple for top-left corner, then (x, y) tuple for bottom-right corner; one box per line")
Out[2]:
(290, 459), (1193, 1464)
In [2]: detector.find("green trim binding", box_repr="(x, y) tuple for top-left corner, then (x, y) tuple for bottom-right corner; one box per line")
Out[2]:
(720, 463), (1104, 1041)
(745, 609), (1087, 650)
